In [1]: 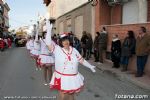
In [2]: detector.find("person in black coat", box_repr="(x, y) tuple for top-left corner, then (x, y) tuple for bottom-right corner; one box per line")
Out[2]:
(94, 32), (100, 62)
(86, 33), (93, 60)
(81, 31), (88, 58)
(111, 34), (121, 68)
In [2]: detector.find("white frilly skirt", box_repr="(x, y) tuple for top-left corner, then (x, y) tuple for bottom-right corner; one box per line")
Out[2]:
(30, 49), (40, 58)
(49, 70), (84, 94)
(38, 54), (54, 65)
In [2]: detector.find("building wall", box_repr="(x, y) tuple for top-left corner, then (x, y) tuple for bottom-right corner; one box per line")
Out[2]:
(95, 0), (150, 77)
(0, 0), (2, 4)
(56, 3), (93, 39)
(95, 0), (150, 51)
(4, 8), (9, 28)
(47, 0), (56, 19)
(99, 0), (111, 29)
(111, 5), (122, 24)
(95, 0), (122, 32)
(47, 0), (89, 19)
(122, 0), (147, 24)
(148, 0), (150, 21)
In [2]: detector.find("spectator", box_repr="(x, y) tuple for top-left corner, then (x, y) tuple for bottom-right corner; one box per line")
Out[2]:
(68, 32), (74, 47)
(81, 31), (88, 58)
(0, 37), (5, 51)
(120, 31), (136, 71)
(86, 33), (93, 60)
(98, 27), (108, 63)
(94, 32), (100, 62)
(111, 34), (121, 68)
(4, 36), (8, 48)
(7, 37), (12, 48)
(74, 36), (82, 53)
(135, 27), (150, 77)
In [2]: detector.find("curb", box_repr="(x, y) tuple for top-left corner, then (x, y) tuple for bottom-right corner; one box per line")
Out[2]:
(90, 60), (150, 91)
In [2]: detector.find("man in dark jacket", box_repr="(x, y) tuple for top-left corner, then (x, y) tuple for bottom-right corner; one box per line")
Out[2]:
(81, 31), (88, 58)
(98, 27), (108, 63)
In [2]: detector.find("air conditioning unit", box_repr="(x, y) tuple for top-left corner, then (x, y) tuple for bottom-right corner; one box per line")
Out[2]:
(107, 0), (129, 6)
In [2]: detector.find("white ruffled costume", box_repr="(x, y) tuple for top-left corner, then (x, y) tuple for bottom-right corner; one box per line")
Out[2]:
(28, 39), (34, 55)
(45, 20), (96, 94)
(30, 25), (41, 58)
(26, 40), (30, 50)
(50, 45), (85, 93)
(38, 38), (54, 66)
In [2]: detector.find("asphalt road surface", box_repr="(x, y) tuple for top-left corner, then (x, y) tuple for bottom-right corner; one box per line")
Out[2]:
(0, 47), (149, 100)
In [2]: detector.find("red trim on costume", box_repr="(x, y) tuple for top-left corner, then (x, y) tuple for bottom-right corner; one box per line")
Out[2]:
(55, 70), (77, 76)
(61, 85), (84, 94)
(61, 47), (73, 61)
(37, 58), (41, 66)
(50, 84), (84, 94)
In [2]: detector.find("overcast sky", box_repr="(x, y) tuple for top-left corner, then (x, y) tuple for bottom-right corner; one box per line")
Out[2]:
(7, 0), (46, 30)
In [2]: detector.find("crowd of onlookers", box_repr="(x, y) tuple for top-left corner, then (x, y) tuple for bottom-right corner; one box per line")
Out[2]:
(51, 26), (150, 77)
(0, 35), (14, 51)
(111, 26), (150, 77)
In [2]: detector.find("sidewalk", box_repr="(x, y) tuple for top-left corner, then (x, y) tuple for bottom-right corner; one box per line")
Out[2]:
(89, 59), (150, 91)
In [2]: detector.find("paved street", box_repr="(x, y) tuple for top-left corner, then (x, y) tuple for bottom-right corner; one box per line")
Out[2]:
(0, 47), (150, 100)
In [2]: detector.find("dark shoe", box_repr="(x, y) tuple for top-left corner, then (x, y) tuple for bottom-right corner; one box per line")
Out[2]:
(121, 65), (127, 72)
(135, 74), (143, 77)
(115, 66), (120, 69)
(112, 66), (115, 68)
(95, 60), (99, 62)
(121, 69), (127, 72)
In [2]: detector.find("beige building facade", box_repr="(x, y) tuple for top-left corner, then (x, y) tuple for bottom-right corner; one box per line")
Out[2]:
(45, 0), (95, 39)
(56, 2), (94, 39)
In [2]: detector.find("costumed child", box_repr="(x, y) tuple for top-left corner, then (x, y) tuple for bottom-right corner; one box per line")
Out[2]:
(38, 28), (54, 85)
(30, 24), (41, 70)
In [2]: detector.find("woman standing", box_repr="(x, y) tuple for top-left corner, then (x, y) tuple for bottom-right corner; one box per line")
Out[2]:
(111, 34), (121, 68)
(94, 32), (100, 62)
(7, 37), (12, 48)
(121, 31), (136, 71)
(38, 32), (54, 85)
(45, 20), (96, 100)
(74, 36), (81, 53)
(86, 33), (93, 60)
(81, 31), (88, 58)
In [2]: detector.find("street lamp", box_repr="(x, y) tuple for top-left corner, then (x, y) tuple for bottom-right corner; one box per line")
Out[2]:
(88, 0), (98, 6)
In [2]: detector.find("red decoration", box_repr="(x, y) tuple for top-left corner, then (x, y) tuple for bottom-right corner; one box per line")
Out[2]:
(68, 56), (71, 61)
